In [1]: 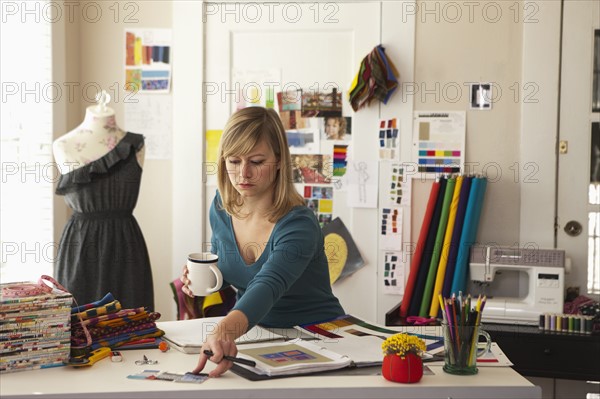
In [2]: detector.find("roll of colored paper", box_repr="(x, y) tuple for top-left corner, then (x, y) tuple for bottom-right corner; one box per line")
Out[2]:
(442, 176), (472, 298)
(400, 179), (441, 317)
(419, 177), (456, 317)
(450, 177), (487, 295)
(429, 175), (463, 317)
(408, 178), (447, 316)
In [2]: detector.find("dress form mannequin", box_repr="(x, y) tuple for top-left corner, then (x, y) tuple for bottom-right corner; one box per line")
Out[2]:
(53, 91), (144, 174)
(53, 90), (154, 311)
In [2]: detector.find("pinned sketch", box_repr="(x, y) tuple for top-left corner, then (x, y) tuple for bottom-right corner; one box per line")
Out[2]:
(322, 217), (365, 284)
(344, 160), (378, 208)
(413, 111), (465, 175)
(379, 161), (411, 207)
(382, 251), (404, 295)
(124, 95), (172, 159)
(379, 207), (402, 250)
(125, 29), (172, 93)
(378, 118), (399, 160)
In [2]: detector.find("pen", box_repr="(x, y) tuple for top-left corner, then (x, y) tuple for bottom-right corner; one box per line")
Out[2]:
(203, 349), (256, 368)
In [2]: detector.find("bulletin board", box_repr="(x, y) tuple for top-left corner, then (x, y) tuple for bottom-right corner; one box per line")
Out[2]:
(202, 1), (416, 324)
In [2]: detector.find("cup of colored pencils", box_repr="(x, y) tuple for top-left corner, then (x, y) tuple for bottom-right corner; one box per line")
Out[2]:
(439, 293), (491, 375)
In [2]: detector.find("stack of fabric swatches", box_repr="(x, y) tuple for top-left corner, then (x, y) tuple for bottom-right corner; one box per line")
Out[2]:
(70, 293), (164, 357)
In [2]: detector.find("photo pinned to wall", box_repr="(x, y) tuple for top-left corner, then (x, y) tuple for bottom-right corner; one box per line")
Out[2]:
(344, 160), (378, 208)
(286, 129), (320, 154)
(322, 116), (352, 142)
(378, 118), (399, 160)
(379, 207), (402, 250)
(280, 110), (308, 130)
(322, 217), (365, 285)
(332, 145), (349, 179)
(382, 251), (404, 295)
(291, 154), (332, 184)
(301, 89), (342, 118)
(232, 69), (280, 111)
(285, 116), (321, 155)
(470, 83), (492, 110)
(277, 89), (302, 112)
(303, 185), (334, 224)
(413, 111), (465, 175)
(125, 29), (172, 93)
(379, 161), (411, 207)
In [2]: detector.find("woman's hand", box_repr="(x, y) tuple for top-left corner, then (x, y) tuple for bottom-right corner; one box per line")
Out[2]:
(179, 265), (194, 298)
(193, 336), (238, 378)
(190, 310), (249, 378)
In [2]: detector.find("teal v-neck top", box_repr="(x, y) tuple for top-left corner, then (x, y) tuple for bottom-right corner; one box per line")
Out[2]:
(209, 192), (345, 328)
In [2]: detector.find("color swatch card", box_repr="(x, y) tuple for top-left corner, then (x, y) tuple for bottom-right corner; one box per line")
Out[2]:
(379, 161), (411, 207)
(382, 250), (404, 295)
(413, 111), (465, 175)
(378, 118), (400, 160)
(379, 207), (402, 250)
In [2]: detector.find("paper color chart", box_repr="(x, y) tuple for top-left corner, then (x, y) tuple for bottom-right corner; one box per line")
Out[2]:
(378, 118), (399, 160)
(413, 111), (465, 174)
(333, 145), (348, 177)
(389, 163), (406, 206)
(379, 207), (402, 250)
(383, 251), (404, 295)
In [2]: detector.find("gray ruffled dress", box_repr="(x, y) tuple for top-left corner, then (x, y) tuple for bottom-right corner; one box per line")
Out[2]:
(55, 132), (154, 310)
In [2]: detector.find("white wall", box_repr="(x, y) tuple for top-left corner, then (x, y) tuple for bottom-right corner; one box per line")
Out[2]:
(55, 0), (566, 322)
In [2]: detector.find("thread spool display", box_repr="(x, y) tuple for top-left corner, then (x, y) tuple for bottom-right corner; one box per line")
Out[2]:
(538, 313), (594, 334)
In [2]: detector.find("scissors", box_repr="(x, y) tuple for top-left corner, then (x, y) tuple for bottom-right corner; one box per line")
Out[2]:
(135, 355), (158, 365)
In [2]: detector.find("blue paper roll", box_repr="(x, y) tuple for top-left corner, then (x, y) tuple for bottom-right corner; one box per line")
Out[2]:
(450, 177), (487, 295)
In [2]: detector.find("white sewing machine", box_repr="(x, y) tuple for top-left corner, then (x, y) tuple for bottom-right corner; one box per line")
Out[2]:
(468, 246), (565, 325)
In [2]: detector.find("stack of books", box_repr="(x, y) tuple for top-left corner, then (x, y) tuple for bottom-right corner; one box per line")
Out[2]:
(0, 282), (73, 373)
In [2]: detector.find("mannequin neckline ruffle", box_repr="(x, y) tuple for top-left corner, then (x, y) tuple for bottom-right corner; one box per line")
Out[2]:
(55, 132), (144, 195)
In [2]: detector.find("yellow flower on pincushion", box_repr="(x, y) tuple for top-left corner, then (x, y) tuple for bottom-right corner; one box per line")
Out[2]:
(381, 333), (426, 359)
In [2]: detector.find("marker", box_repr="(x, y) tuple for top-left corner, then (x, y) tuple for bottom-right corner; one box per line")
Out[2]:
(203, 350), (256, 368)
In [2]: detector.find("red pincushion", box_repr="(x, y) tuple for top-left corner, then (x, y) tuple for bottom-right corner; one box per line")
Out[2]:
(381, 352), (423, 383)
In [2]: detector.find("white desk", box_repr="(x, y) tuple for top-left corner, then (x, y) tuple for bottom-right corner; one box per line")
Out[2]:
(0, 347), (540, 399)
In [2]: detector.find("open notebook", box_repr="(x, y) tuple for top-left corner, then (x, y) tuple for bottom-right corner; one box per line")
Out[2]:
(156, 317), (285, 354)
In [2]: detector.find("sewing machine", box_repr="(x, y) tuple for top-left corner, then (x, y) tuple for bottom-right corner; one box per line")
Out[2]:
(468, 246), (565, 325)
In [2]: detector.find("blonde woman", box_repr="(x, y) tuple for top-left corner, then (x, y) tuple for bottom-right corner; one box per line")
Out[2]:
(181, 107), (344, 377)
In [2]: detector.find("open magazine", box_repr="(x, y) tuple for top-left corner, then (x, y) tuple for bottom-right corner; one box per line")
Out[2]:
(156, 317), (284, 354)
(234, 338), (352, 376)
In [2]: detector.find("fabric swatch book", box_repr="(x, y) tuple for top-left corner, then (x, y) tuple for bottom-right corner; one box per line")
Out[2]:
(234, 338), (352, 377)
(156, 317), (284, 354)
(295, 314), (445, 366)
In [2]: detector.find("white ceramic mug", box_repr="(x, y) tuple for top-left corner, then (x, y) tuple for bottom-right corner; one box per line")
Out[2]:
(186, 252), (223, 296)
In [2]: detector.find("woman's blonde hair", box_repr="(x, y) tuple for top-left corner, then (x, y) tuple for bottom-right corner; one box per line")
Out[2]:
(217, 107), (304, 222)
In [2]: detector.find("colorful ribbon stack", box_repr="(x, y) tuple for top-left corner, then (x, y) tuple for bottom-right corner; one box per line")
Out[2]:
(348, 45), (400, 112)
(400, 175), (488, 318)
(69, 293), (164, 357)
